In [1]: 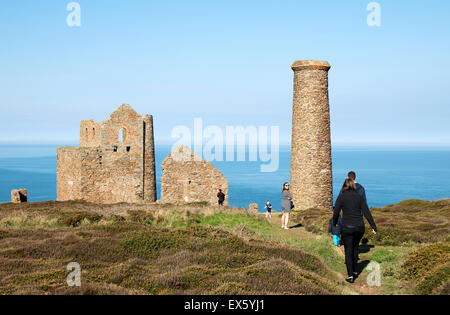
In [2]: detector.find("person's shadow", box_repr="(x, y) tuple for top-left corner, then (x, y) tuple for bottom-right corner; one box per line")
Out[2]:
(358, 238), (375, 254)
(357, 260), (371, 274)
(289, 223), (303, 229)
(356, 238), (375, 275)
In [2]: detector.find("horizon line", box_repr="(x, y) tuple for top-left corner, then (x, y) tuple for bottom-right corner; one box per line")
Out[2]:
(0, 140), (450, 147)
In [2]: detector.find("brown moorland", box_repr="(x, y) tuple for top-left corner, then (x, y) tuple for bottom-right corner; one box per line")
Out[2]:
(0, 201), (342, 295)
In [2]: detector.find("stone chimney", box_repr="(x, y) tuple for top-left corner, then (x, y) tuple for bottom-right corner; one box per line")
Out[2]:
(290, 60), (333, 210)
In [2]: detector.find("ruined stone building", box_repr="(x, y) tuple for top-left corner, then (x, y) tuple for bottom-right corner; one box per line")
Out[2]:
(11, 189), (27, 204)
(57, 104), (157, 204)
(161, 146), (228, 205)
(290, 60), (333, 210)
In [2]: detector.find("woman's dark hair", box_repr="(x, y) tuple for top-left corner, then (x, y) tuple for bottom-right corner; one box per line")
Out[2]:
(342, 179), (356, 192)
(282, 182), (290, 192)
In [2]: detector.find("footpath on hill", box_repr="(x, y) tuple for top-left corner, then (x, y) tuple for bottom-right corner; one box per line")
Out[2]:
(263, 214), (382, 295)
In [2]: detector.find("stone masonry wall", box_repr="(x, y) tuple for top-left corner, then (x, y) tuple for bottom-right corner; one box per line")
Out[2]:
(290, 60), (333, 210)
(161, 146), (228, 205)
(78, 148), (143, 204)
(57, 104), (157, 204)
(57, 147), (82, 201)
(11, 189), (28, 203)
(80, 120), (101, 147)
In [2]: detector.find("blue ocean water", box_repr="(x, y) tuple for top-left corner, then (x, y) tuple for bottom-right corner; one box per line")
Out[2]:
(0, 144), (449, 209)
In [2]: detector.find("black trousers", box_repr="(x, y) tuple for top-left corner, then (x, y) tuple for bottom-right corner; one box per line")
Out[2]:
(342, 226), (365, 277)
(218, 200), (224, 206)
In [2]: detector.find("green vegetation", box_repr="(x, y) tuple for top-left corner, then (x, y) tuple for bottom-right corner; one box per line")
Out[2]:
(0, 199), (448, 295)
(402, 243), (449, 280)
(290, 199), (450, 295)
(292, 199), (450, 245)
(401, 243), (450, 295)
(0, 201), (341, 295)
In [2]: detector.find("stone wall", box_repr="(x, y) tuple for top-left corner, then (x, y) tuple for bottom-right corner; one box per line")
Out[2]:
(57, 147), (82, 201)
(57, 104), (157, 204)
(248, 203), (258, 213)
(80, 120), (101, 147)
(11, 189), (28, 203)
(161, 146), (228, 205)
(290, 60), (333, 210)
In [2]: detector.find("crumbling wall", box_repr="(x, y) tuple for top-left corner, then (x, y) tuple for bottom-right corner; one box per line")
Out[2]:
(57, 104), (157, 204)
(161, 146), (228, 205)
(11, 189), (27, 203)
(57, 147), (82, 201)
(80, 120), (101, 147)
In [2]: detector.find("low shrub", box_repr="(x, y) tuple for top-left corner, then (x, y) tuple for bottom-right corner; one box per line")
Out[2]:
(292, 200), (450, 245)
(415, 262), (450, 295)
(127, 210), (154, 224)
(58, 212), (103, 227)
(402, 243), (450, 281)
(432, 281), (450, 295)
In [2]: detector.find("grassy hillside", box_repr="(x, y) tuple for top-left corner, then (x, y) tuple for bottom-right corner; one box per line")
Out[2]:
(291, 199), (450, 294)
(0, 201), (342, 295)
(0, 199), (448, 295)
(293, 199), (450, 245)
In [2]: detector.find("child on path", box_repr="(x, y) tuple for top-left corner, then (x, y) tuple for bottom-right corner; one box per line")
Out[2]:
(264, 200), (273, 218)
(329, 216), (342, 247)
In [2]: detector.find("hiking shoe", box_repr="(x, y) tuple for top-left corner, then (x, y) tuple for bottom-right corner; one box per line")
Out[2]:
(345, 276), (355, 284)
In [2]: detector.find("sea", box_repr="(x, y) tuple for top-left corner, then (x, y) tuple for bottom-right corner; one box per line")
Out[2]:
(1, 144), (449, 211)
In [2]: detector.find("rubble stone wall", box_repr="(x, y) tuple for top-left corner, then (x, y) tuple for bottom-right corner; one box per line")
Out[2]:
(57, 105), (157, 204)
(161, 146), (228, 206)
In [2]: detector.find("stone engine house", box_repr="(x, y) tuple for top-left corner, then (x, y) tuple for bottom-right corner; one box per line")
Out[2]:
(161, 146), (228, 205)
(57, 104), (157, 204)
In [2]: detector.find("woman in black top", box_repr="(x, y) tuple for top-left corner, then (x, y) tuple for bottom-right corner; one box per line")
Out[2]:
(333, 179), (378, 283)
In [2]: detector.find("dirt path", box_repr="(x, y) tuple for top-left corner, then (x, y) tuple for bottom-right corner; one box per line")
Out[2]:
(263, 214), (382, 295)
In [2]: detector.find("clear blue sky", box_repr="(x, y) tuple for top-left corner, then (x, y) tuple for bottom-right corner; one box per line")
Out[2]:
(0, 0), (449, 145)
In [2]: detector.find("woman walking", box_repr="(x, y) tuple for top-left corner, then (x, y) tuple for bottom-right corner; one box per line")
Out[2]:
(281, 182), (293, 230)
(333, 179), (378, 283)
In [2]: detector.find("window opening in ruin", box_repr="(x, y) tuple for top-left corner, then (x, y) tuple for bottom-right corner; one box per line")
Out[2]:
(113, 146), (118, 152)
(126, 146), (131, 152)
(85, 128), (88, 141)
(92, 128), (96, 139)
(118, 128), (125, 143)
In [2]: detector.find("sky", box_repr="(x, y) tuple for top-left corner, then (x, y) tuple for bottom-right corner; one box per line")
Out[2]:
(0, 0), (449, 146)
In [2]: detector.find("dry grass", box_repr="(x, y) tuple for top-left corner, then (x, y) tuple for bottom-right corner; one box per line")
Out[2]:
(2, 199), (448, 295)
(292, 199), (450, 246)
(0, 201), (342, 295)
(401, 243), (450, 295)
(290, 199), (450, 295)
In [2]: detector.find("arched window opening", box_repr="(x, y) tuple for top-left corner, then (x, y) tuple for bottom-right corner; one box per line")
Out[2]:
(118, 128), (126, 143)
(85, 128), (88, 141)
(92, 128), (96, 139)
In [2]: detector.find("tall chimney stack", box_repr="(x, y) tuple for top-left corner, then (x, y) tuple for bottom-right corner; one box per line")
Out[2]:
(290, 60), (333, 210)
